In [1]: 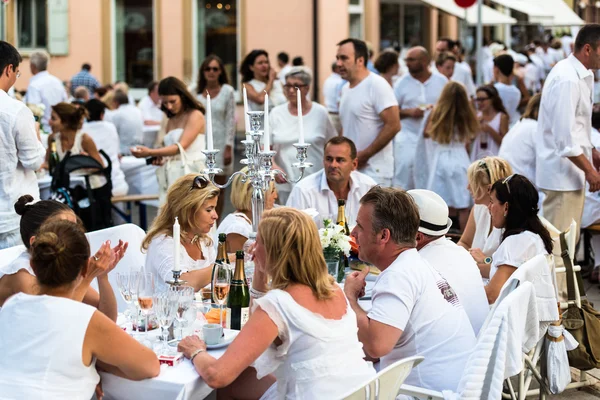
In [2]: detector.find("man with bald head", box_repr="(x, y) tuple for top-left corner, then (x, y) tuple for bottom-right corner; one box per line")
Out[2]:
(392, 46), (447, 189)
(434, 37), (476, 98)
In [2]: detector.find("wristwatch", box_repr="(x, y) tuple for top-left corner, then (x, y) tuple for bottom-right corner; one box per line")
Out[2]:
(484, 256), (492, 265)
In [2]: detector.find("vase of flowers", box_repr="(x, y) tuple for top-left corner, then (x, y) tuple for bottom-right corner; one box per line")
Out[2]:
(319, 219), (351, 282)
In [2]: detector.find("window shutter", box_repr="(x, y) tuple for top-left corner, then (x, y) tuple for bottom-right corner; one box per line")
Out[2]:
(47, 0), (69, 55)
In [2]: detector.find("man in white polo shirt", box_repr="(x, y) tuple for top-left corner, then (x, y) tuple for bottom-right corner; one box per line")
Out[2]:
(286, 136), (376, 228)
(393, 47), (447, 189)
(337, 38), (400, 187)
(344, 186), (476, 393)
(408, 189), (488, 335)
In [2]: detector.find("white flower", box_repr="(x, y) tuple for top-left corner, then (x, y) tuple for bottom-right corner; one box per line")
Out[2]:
(319, 219), (351, 255)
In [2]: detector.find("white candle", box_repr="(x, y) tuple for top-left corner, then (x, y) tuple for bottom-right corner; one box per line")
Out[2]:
(206, 93), (214, 151)
(264, 93), (270, 151)
(173, 217), (181, 272)
(243, 85), (251, 141)
(297, 88), (305, 144)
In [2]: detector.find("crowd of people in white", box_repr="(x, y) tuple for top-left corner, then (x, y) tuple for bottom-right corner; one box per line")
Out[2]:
(0, 22), (599, 399)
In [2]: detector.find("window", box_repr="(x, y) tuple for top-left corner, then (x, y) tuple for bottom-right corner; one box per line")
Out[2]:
(197, 0), (238, 88)
(115, 0), (154, 88)
(379, 1), (425, 51)
(17, 0), (47, 49)
(0, 3), (6, 41)
(349, 0), (364, 39)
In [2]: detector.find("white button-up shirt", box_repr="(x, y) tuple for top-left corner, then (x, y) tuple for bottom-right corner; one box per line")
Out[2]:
(137, 95), (163, 123)
(323, 72), (343, 113)
(24, 71), (68, 132)
(0, 90), (46, 233)
(285, 169), (377, 228)
(535, 54), (594, 191)
(105, 104), (144, 155)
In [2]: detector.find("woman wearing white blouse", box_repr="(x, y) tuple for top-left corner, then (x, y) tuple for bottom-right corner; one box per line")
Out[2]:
(484, 174), (554, 303)
(240, 49), (285, 112)
(143, 174), (219, 292)
(270, 67), (337, 204)
(196, 55), (236, 217)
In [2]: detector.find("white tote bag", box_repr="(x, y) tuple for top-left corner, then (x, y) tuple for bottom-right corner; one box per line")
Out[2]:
(157, 142), (195, 205)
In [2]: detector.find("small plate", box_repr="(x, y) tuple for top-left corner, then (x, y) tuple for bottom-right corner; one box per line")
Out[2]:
(206, 330), (237, 349)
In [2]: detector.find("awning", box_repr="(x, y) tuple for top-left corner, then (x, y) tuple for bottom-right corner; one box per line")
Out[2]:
(488, 0), (555, 24)
(420, 0), (517, 25)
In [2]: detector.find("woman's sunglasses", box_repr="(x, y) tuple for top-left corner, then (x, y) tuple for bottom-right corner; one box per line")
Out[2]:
(204, 67), (220, 72)
(191, 175), (209, 191)
(502, 174), (515, 195)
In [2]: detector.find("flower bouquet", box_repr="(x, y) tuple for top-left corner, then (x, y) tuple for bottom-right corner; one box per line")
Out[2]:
(318, 219), (351, 282)
(27, 103), (45, 122)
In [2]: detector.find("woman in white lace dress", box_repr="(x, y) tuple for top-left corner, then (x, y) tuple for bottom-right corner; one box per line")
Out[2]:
(178, 208), (375, 399)
(131, 77), (207, 205)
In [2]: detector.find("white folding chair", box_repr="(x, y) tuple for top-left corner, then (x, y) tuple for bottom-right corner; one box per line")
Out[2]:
(87, 224), (147, 313)
(341, 356), (424, 400)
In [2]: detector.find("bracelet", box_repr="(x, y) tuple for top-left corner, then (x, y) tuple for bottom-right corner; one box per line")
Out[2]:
(250, 287), (267, 299)
(190, 348), (205, 362)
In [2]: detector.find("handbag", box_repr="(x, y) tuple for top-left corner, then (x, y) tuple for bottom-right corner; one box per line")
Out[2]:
(156, 142), (193, 205)
(561, 232), (600, 370)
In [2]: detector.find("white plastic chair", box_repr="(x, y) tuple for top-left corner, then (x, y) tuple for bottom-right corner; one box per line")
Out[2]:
(341, 356), (424, 400)
(87, 224), (147, 312)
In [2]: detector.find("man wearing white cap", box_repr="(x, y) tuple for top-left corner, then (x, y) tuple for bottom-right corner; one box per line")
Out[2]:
(408, 189), (489, 335)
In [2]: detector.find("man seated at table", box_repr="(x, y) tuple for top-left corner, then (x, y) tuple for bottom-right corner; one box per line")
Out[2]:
(104, 89), (143, 156)
(137, 80), (163, 126)
(286, 136), (376, 227)
(344, 186), (476, 393)
(408, 189), (489, 336)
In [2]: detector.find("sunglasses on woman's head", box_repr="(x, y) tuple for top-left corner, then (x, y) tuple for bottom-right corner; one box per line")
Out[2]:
(502, 174), (515, 195)
(191, 175), (209, 191)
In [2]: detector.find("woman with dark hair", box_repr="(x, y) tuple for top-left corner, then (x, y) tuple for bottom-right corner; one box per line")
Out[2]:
(484, 174), (553, 303)
(131, 76), (207, 204)
(0, 195), (127, 321)
(471, 84), (509, 161)
(0, 220), (159, 399)
(374, 50), (400, 86)
(240, 49), (284, 111)
(196, 55), (235, 217)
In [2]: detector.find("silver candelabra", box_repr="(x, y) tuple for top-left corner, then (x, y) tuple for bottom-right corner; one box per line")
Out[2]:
(201, 110), (312, 232)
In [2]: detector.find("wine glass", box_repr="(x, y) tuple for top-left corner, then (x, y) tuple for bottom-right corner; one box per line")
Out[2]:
(170, 285), (194, 341)
(137, 272), (155, 344)
(212, 262), (231, 328)
(153, 291), (178, 355)
(116, 271), (140, 332)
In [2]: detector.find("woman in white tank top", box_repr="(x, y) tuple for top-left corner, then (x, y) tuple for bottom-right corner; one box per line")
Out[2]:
(471, 85), (510, 162)
(177, 208), (375, 399)
(0, 220), (159, 399)
(130, 77), (207, 204)
(458, 157), (513, 278)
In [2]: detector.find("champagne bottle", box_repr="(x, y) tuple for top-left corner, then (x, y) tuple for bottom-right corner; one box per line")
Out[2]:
(49, 142), (60, 176)
(211, 233), (228, 302)
(226, 250), (250, 330)
(337, 199), (350, 282)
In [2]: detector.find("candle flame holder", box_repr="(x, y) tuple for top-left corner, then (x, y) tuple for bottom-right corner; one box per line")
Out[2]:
(166, 270), (187, 287)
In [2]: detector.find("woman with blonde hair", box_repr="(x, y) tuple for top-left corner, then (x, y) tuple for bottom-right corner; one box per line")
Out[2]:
(178, 207), (375, 399)
(143, 174), (219, 291)
(458, 156), (513, 270)
(424, 81), (480, 230)
(216, 167), (278, 252)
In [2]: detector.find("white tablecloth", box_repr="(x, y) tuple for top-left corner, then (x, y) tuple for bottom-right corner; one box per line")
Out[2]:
(101, 329), (239, 400)
(37, 175), (86, 200)
(120, 156), (159, 207)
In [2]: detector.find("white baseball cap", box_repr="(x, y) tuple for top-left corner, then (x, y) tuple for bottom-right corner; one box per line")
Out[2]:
(407, 189), (452, 236)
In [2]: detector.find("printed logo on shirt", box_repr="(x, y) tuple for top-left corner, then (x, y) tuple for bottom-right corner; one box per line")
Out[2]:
(436, 278), (461, 307)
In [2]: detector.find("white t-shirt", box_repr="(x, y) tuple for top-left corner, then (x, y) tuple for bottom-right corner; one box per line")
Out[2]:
(137, 95), (163, 123)
(368, 248), (476, 392)
(322, 73), (344, 113)
(216, 212), (252, 240)
(339, 73), (398, 181)
(498, 118), (537, 183)
(270, 102), (337, 194)
(24, 71), (69, 131)
(490, 231), (549, 280)
(145, 234), (216, 291)
(451, 62), (476, 98)
(105, 104), (144, 155)
(419, 237), (489, 335)
(494, 82), (522, 126)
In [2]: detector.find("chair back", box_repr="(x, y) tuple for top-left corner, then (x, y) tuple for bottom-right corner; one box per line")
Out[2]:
(87, 224), (147, 312)
(341, 356), (424, 400)
(0, 244), (27, 272)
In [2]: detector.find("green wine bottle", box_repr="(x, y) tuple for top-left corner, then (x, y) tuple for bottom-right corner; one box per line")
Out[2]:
(337, 199), (350, 282)
(49, 142), (60, 177)
(211, 233), (228, 303)
(226, 250), (250, 330)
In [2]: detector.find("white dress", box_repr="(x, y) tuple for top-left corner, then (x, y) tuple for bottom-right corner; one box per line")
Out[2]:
(471, 112), (502, 162)
(0, 293), (100, 399)
(254, 289), (375, 399)
(490, 231), (549, 279)
(145, 234), (215, 291)
(472, 204), (503, 256)
(216, 212), (253, 240)
(427, 133), (471, 209)
(54, 130), (108, 189)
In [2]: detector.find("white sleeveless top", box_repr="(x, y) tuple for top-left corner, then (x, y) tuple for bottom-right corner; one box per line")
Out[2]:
(472, 204), (503, 256)
(163, 128), (207, 163)
(471, 112), (502, 161)
(216, 212), (253, 240)
(54, 131), (107, 189)
(0, 250), (32, 281)
(253, 289), (375, 399)
(0, 293), (100, 399)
